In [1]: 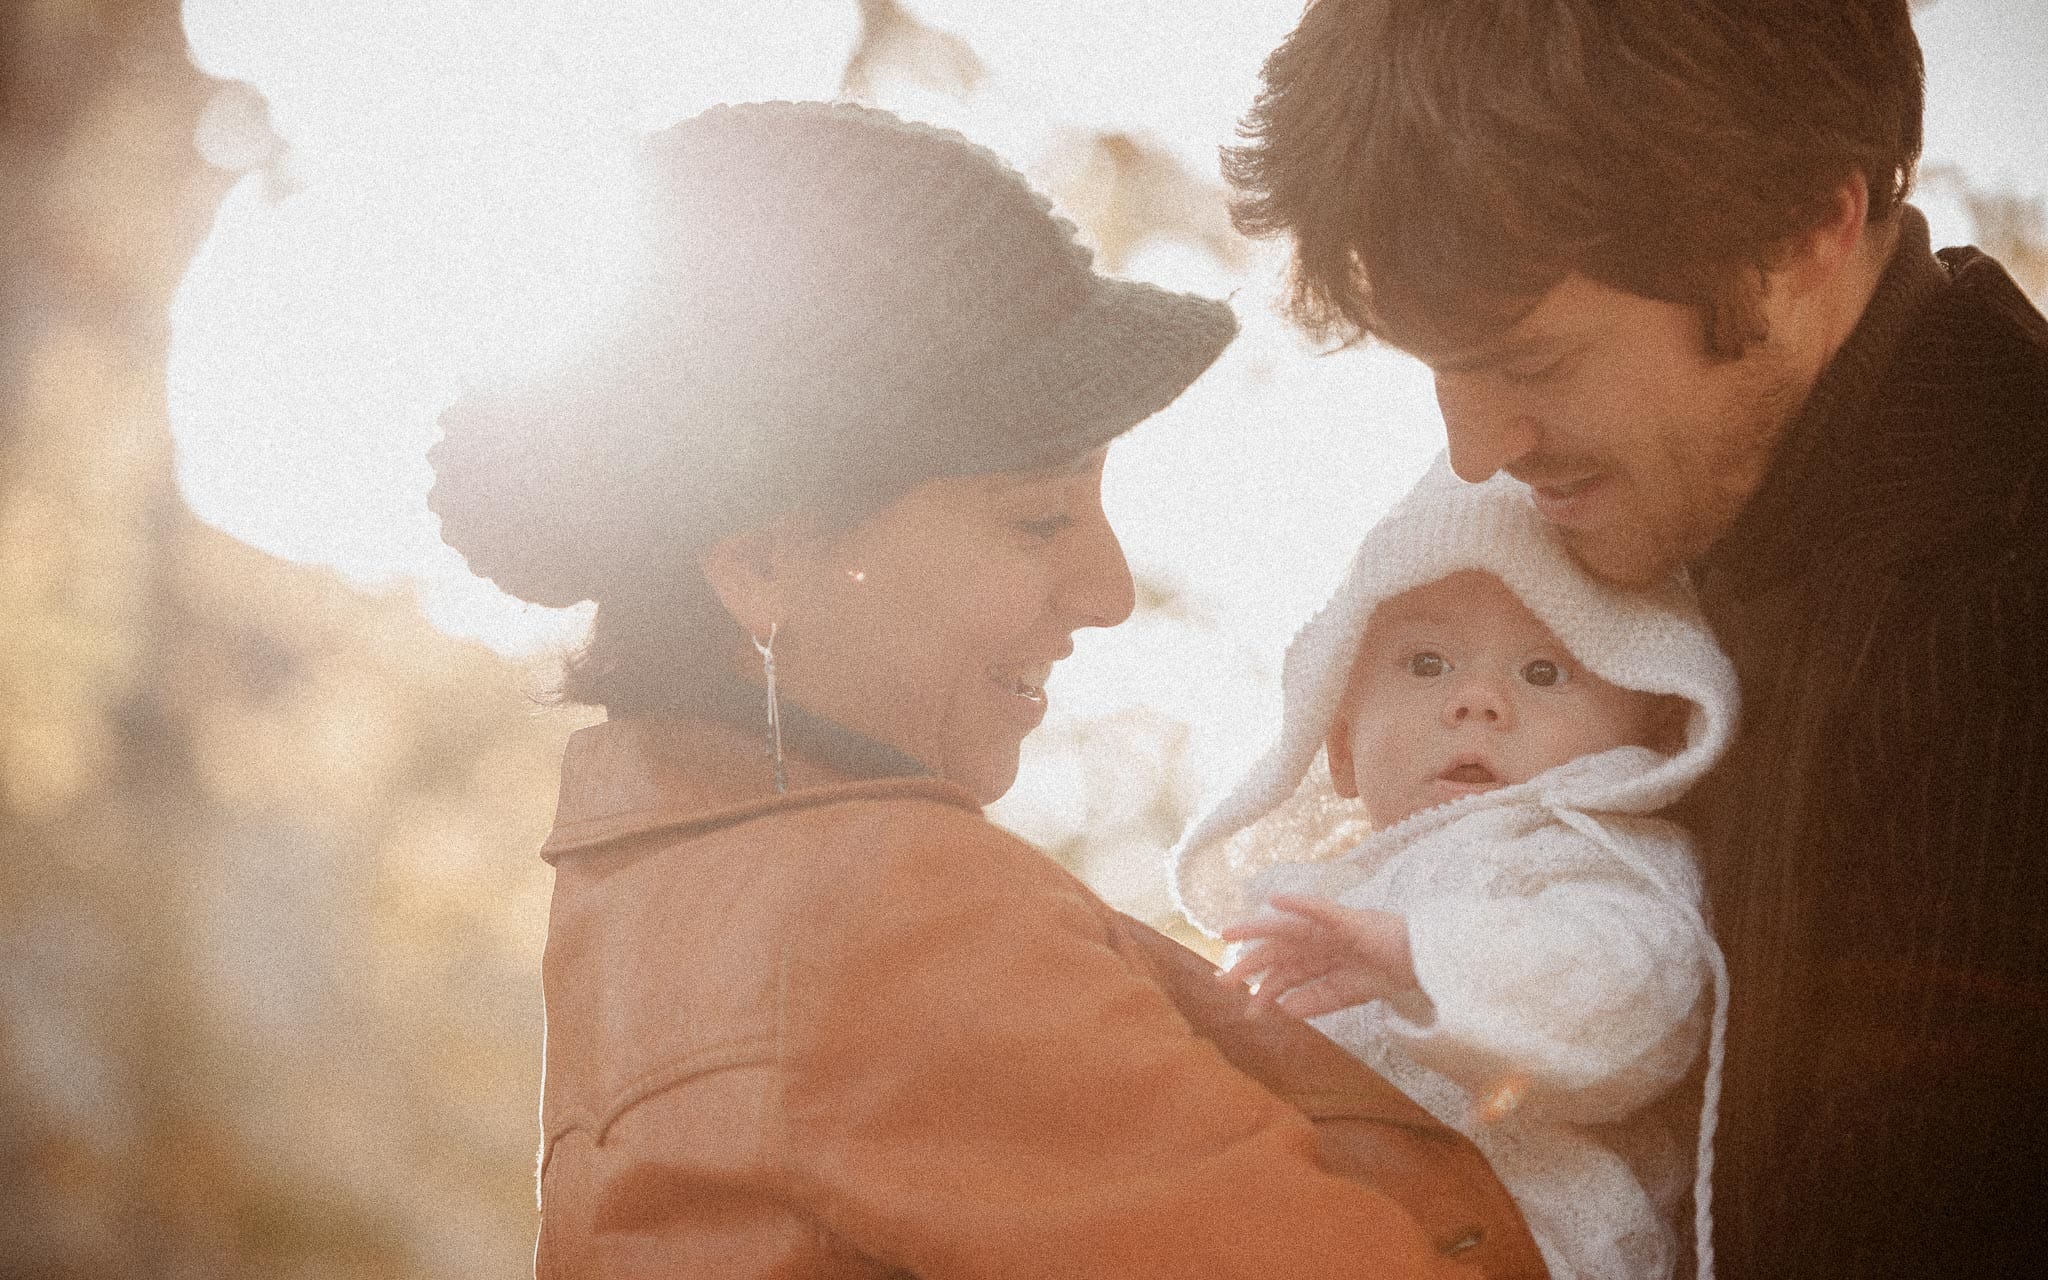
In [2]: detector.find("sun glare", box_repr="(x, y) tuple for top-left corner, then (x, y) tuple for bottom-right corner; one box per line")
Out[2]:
(162, 0), (2043, 683)
(166, 1), (858, 654)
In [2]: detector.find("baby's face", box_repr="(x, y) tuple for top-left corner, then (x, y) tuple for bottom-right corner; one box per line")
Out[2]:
(1330, 570), (1670, 827)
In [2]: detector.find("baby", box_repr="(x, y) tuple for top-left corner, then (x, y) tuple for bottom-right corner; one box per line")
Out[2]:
(1170, 456), (1737, 1280)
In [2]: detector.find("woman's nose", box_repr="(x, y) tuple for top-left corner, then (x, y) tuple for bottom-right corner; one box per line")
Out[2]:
(1434, 371), (1542, 483)
(1061, 507), (1137, 630)
(1441, 674), (1516, 729)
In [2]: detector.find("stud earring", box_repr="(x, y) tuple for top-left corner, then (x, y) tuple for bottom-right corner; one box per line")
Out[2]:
(753, 623), (788, 794)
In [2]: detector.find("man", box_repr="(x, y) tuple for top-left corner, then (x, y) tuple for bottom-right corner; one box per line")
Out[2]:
(1225, 2), (2048, 1276)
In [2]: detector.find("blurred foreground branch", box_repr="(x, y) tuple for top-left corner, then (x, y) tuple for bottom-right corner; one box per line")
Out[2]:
(2, 7), (583, 1277)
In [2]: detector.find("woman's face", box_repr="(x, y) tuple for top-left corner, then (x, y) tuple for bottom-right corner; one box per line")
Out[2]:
(771, 447), (1136, 803)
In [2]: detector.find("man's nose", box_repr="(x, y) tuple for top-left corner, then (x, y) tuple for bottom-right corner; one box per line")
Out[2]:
(1434, 371), (1541, 483)
(1441, 673), (1516, 729)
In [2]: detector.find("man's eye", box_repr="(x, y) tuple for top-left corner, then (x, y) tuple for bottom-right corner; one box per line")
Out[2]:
(1521, 659), (1565, 687)
(1408, 652), (1447, 677)
(1500, 352), (1569, 387)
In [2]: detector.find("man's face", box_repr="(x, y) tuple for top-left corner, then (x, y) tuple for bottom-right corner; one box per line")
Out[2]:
(1411, 273), (1807, 586)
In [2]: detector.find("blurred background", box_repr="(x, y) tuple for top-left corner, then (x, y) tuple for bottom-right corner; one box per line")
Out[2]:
(1, 1), (2041, 1275)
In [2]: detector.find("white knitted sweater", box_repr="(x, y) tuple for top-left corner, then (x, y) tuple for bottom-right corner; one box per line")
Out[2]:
(1170, 456), (1738, 1280)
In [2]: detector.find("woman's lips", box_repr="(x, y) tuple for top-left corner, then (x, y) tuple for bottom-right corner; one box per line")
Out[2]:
(990, 664), (1052, 727)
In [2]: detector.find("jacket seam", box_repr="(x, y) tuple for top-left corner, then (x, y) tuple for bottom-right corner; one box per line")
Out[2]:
(546, 779), (979, 859)
(547, 1035), (778, 1150)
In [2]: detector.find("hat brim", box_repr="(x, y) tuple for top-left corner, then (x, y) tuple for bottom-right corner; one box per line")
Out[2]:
(949, 275), (1239, 475)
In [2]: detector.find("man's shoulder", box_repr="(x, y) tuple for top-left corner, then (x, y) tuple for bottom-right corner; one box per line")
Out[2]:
(1842, 250), (2048, 570)
(1902, 247), (2048, 444)
(1936, 245), (2048, 348)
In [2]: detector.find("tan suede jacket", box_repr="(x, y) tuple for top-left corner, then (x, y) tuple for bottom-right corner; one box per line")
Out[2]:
(533, 716), (1543, 1278)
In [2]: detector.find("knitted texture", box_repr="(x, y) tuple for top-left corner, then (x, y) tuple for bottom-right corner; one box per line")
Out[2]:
(1248, 796), (1710, 1280)
(1170, 454), (1737, 935)
(429, 101), (1238, 607)
(1168, 454), (1739, 1280)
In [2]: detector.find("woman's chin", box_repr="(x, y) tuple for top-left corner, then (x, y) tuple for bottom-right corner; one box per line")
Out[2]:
(948, 742), (1024, 806)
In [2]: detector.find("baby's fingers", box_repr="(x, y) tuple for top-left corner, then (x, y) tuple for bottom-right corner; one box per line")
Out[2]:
(1217, 938), (1284, 988)
(1264, 894), (1362, 931)
(1220, 910), (1331, 946)
(1274, 969), (1391, 1020)
(1220, 945), (1329, 1016)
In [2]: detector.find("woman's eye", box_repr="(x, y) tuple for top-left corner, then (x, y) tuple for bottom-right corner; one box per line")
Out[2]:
(1408, 652), (1447, 677)
(1011, 514), (1073, 541)
(1521, 658), (1565, 687)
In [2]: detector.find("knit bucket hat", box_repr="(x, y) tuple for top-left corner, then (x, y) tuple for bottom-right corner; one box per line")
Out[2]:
(1169, 453), (1740, 938)
(428, 100), (1239, 608)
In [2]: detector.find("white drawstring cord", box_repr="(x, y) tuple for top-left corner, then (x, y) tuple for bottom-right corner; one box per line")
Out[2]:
(1548, 803), (1725, 1280)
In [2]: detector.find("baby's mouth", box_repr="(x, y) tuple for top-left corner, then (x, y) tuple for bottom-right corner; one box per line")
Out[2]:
(1437, 759), (1500, 786)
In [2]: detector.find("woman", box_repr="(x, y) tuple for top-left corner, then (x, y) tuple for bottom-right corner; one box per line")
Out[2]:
(429, 101), (1541, 1279)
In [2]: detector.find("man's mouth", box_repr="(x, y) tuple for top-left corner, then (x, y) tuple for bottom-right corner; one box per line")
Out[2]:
(1519, 471), (1607, 529)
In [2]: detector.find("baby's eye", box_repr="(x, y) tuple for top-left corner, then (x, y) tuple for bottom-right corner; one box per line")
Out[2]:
(1408, 652), (1447, 677)
(1521, 658), (1566, 687)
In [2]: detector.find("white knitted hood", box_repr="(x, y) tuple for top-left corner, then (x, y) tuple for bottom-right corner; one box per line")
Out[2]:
(1171, 453), (1739, 937)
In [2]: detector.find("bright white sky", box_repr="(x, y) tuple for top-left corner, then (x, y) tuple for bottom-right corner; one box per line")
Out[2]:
(167, 0), (2048, 903)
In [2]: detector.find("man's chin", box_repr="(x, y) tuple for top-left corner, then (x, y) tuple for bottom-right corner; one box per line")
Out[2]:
(1559, 525), (1687, 588)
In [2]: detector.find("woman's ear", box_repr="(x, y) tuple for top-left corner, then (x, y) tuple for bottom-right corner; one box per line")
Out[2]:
(699, 515), (823, 639)
(1325, 713), (1360, 800)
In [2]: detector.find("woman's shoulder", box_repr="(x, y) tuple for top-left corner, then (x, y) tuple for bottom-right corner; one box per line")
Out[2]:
(767, 790), (1136, 1024)
(785, 785), (1102, 923)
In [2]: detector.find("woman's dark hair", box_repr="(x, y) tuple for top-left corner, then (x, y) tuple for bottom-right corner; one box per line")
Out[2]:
(555, 566), (736, 717)
(551, 504), (878, 717)
(1227, 0), (1924, 357)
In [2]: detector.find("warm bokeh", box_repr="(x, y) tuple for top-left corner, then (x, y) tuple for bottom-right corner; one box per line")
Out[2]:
(1, 2), (2041, 1277)
(0, 6), (582, 1274)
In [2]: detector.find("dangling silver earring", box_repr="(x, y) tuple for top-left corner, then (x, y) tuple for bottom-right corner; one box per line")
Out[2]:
(753, 623), (788, 794)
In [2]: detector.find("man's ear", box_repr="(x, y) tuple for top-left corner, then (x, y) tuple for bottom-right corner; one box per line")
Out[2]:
(698, 514), (824, 639)
(1325, 712), (1360, 799)
(1778, 172), (1872, 298)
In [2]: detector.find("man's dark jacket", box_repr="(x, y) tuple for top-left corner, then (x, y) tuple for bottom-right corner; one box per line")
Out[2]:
(1681, 209), (2048, 1277)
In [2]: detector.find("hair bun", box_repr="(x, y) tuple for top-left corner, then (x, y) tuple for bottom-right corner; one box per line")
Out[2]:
(427, 386), (615, 609)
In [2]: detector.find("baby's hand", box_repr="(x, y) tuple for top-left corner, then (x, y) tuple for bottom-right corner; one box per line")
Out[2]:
(1217, 894), (1417, 1019)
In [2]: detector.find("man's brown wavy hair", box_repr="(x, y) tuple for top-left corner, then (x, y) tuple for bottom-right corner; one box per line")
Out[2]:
(1227, 0), (1924, 359)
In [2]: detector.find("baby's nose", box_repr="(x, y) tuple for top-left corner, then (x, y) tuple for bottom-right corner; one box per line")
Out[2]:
(1442, 676), (1515, 729)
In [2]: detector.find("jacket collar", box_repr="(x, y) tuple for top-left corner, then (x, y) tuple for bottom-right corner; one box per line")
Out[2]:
(540, 714), (980, 864)
(1696, 206), (1950, 602)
